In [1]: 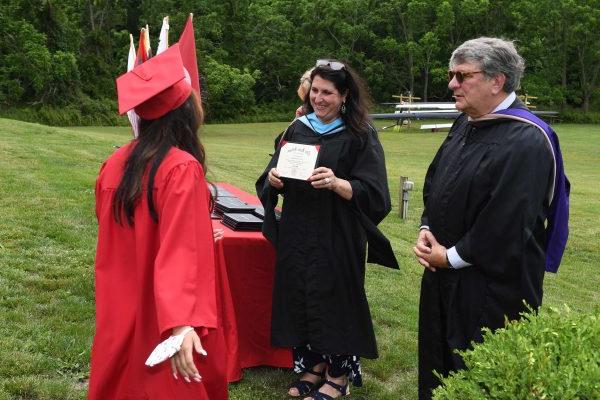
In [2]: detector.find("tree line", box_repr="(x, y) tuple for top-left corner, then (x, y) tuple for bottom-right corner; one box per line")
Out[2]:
(1, 0), (599, 124)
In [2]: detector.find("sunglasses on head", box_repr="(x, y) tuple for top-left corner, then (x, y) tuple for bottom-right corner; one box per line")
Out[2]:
(447, 70), (484, 83)
(316, 59), (346, 71)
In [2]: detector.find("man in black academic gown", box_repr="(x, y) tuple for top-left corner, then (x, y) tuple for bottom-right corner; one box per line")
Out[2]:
(413, 37), (569, 400)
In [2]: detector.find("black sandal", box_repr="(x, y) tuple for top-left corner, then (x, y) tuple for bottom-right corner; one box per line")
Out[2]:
(288, 369), (325, 397)
(311, 380), (349, 400)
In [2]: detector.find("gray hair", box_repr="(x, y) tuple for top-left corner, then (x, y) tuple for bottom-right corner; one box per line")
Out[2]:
(449, 37), (525, 93)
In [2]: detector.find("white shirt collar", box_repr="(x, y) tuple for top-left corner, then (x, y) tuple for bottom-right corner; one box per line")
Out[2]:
(492, 91), (517, 113)
(467, 92), (517, 121)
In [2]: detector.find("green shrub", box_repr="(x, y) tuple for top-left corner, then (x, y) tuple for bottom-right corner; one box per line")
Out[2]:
(211, 100), (299, 124)
(560, 109), (600, 124)
(44, 51), (81, 105)
(0, 96), (125, 127)
(203, 57), (258, 121)
(433, 306), (600, 400)
(37, 105), (82, 126)
(77, 96), (122, 126)
(521, 75), (566, 107)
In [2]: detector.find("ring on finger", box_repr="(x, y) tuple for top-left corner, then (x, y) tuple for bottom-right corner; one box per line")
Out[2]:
(325, 177), (331, 184)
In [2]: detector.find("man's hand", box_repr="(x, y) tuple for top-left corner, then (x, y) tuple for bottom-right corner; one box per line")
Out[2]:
(170, 326), (206, 383)
(413, 229), (449, 272)
(413, 229), (434, 271)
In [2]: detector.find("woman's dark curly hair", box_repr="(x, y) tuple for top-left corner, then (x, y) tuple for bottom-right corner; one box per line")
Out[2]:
(303, 60), (373, 135)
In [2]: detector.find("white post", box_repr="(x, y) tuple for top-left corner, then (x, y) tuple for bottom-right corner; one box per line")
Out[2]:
(399, 176), (414, 219)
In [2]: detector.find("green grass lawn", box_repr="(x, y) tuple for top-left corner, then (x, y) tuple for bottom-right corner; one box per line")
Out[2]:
(0, 118), (598, 399)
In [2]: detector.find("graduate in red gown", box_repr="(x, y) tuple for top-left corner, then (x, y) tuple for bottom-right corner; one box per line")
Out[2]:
(88, 42), (228, 400)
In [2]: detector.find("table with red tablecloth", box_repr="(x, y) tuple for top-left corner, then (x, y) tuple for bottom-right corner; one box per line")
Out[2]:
(211, 183), (292, 382)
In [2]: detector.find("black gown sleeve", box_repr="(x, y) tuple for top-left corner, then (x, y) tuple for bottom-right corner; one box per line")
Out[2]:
(255, 128), (288, 246)
(347, 127), (399, 269)
(454, 124), (553, 277)
(347, 127), (392, 224)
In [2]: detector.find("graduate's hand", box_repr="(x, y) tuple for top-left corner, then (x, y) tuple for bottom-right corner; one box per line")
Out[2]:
(268, 168), (284, 189)
(213, 228), (224, 242)
(170, 326), (206, 383)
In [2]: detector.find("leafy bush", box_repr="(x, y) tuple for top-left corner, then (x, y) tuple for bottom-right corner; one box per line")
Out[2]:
(213, 100), (299, 124)
(433, 306), (600, 400)
(0, 96), (125, 126)
(0, 17), (50, 103)
(37, 105), (83, 126)
(202, 57), (258, 121)
(0, 13), (82, 107)
(521, 75), (566, 107)
(44, 51), (81, 105)
(560, 109), (600, 124)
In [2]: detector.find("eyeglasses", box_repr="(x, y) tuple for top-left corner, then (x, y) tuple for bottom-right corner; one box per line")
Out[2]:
(447, 70), (484, 83)
(316, 59), (346, 71)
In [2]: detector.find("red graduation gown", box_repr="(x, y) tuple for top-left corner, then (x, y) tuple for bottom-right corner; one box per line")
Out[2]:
(89, 142), (228, 400)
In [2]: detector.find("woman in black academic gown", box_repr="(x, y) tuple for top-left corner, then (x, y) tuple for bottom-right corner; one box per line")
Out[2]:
(256, 60), (398, 400)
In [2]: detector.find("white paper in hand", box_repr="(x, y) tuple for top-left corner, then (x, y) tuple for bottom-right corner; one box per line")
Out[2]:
(276, 142), (320, 180)
(145, 327), (194, 367)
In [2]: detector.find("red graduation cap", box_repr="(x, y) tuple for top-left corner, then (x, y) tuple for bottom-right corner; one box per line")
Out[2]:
(116, 43), (192, 120)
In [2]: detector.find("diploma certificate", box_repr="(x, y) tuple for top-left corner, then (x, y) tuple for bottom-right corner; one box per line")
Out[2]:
(276, 142), (320, 180)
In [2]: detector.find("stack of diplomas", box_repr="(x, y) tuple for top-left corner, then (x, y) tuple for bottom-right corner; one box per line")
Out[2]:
(209, 185), (236, 199)
(214, 197), (257, 216)
(210, 184), (281, 231)
(221, 212), (264, 231)
(210, 185), (240, 219)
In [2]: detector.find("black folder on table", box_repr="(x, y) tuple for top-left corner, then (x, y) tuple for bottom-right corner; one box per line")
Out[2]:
(252, 206), (281, 222)
(222, 212), (263, 231)
(214, 197), (257, 215)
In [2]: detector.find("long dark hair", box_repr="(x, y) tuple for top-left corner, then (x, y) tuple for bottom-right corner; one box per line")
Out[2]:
(303, 61), (373, 136)
(112, 91), (207, 226)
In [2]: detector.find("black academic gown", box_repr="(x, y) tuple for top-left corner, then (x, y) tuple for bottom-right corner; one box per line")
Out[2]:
(256, 119), (396, 359)
(418, 100), (554, 399)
